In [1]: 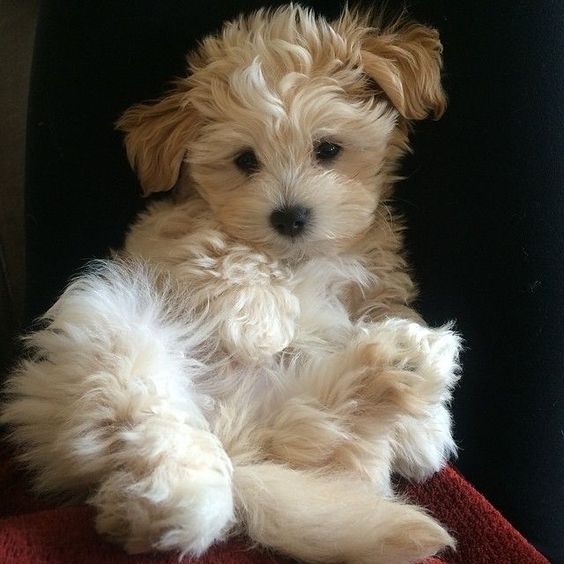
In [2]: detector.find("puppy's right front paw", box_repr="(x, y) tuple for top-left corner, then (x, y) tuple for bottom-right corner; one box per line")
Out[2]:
(215, 285), (300, 362)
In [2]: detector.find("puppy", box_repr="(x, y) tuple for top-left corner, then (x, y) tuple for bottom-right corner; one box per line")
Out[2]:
(1, 6), (461, 563)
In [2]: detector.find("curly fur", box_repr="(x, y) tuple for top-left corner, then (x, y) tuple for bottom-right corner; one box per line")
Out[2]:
(2, 5), (460, 563)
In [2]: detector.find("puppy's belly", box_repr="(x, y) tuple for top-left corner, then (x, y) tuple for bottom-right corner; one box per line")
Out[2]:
(191, 257), (367, 411)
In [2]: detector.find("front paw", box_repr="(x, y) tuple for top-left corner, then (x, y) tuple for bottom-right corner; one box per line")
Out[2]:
(363, 318), (462, 480)
(215, 285), (300, 362)
(366, 318), (462, 403)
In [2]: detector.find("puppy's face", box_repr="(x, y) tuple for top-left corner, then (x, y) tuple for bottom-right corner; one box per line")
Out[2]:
(119, 7), (446, 259)
(188, 63), (396, 259)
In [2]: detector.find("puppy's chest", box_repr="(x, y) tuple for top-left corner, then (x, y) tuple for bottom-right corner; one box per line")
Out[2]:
(288, 258), (369, 350)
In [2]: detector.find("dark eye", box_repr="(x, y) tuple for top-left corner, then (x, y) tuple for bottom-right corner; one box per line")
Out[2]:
(314, 140), (342, 162)
(234, 150), (260, 174)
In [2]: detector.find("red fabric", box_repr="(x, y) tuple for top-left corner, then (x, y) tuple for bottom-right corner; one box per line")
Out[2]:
(0, 443), (547, 564)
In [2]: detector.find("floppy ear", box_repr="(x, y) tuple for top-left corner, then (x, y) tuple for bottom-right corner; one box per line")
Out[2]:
(361, 23), (446, 121)
(116, 89), (199, 196)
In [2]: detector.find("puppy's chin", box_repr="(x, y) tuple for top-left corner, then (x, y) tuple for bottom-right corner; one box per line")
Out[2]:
(264, 237), (321, 262)
(243, 229), (371, 262)
(286, 238), (369, 262)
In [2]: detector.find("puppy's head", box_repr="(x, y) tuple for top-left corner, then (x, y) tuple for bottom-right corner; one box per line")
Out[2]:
(118, 6), (445, 259)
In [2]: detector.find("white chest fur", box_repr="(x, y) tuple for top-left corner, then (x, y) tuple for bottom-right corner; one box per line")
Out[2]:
(288, 257), (373, 354)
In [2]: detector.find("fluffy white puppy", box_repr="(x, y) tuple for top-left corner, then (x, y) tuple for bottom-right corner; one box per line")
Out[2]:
(1, 5), (461, 563)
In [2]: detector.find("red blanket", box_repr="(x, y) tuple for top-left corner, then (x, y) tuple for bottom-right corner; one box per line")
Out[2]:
(0, 444), (547, 564)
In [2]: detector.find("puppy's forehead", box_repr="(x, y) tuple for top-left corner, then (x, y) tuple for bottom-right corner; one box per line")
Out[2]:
(194, 6), (364, 77)
(187, 8), (367, 122)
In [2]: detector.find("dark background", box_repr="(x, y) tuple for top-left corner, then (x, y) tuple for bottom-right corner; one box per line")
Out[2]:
(4, 0), (564, 561)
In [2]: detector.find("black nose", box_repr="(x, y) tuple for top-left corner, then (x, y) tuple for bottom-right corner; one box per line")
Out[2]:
(270, 206), (311, 237)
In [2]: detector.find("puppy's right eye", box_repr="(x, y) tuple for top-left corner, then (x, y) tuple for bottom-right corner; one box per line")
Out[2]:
(314, 140), (342, 162)
(234, 150), (260, 174)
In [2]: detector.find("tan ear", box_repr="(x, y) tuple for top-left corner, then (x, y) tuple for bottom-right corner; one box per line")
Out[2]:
(116, 89), (198, 196)
(361, 23), (446, 121)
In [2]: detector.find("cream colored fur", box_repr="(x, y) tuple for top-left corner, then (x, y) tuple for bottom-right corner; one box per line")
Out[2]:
(1, 6), (461, 563)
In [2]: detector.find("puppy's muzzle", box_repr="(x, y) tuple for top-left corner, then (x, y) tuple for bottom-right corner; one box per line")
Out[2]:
(270, 206), (311, 237)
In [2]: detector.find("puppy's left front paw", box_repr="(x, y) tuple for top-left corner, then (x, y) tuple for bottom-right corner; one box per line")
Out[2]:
(368, 318), (462, 403)
(366, 318), (462, 480)
(215, 285), (300, 362)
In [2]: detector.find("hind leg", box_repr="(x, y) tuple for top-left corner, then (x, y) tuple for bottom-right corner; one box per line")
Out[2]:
(1, 261), (234, 555)
(257, 318), (460, 485)
(234, 463), (454, 564)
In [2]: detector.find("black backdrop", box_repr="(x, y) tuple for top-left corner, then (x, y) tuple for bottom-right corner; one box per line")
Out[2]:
(23, 1), (564, 561)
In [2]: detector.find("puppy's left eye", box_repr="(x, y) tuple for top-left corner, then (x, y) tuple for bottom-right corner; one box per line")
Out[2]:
(314, 141), (342, 162)
(234, 150), (260, 174)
